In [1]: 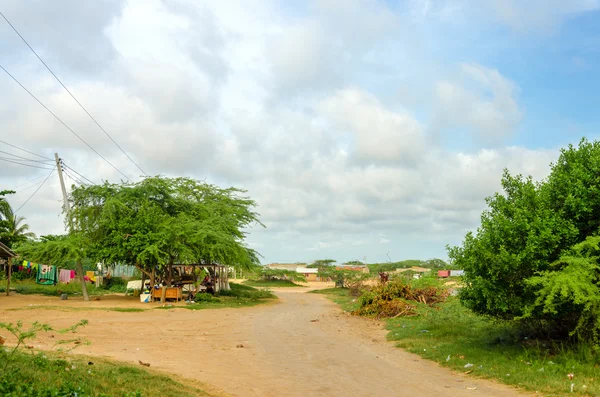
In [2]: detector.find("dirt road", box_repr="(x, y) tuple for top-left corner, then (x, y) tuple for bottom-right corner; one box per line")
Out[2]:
(0, 289), (526, 397)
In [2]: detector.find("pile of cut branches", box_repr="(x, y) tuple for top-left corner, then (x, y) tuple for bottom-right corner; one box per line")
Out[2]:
(353, 280), (448, 319)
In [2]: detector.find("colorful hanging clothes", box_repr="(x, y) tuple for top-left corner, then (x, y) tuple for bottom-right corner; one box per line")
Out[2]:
(36, 264), (58, 285)
(85, 271), (96, 283)
(58, 269), (72, 284)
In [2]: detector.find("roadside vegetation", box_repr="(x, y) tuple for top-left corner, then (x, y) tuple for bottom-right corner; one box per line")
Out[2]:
(316, 276), (600, 396)
(241, 268), (306, 288)
(243, 279), (304, 288)
(161, 283), (276, 310)
(0, 277), (128, 296)
(0, 319), (217, 397)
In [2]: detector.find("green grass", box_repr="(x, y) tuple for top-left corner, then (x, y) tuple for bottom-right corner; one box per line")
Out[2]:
(243, 279), (304, 288)
(320, 289), (600, 396)
(0, 279), (110, 297)
(309, 287), (360, 311)
(0, 350), (218, 396)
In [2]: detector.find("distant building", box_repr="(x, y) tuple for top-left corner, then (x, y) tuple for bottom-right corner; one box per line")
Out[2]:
(265, 263), (305, 271)
(295, 267), (320, 281)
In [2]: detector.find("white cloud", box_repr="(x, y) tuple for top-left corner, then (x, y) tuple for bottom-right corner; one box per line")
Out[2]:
(488, 0), (600, 34)
(0, 0), (575, 264)
(434, 63), (522, 144)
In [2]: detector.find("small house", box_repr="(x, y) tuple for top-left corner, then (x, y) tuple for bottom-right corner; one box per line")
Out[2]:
(438, 270), (450, 278)
(295, 267), (319, 282)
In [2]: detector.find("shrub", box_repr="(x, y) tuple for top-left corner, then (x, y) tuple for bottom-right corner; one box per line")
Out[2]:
(194, 292), (220, 303)
(449, 138), (600, 348)
(353, 279), (448, 319)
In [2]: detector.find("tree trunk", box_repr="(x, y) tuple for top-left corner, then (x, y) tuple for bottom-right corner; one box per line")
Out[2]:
(167, 261), (173, 287)
(151, 267), (155, 287)
(77, 259), (89, 301)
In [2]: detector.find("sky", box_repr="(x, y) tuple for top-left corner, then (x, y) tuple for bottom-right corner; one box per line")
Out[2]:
(1, 0), (600, 265)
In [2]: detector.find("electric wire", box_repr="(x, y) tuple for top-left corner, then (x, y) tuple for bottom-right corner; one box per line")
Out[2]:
(62, 163), (96, 185)
(13, 176), (50, 195)
(0, 157), (54, 170)
(0, 149), (53, 163)
(62, 168), (87, 186)
(14, 173), (48, 189)
(0, 64), (132, 181)
(0, 139), (52, 160)
(14, 166), (55, 213)
(0, 11), (147, 177)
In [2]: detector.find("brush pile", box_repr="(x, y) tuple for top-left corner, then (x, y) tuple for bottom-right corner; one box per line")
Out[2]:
(353, 279), (448, 319)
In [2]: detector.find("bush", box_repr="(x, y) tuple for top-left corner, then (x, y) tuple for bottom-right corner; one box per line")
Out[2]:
(194, 292), (220, 303)
(219, 283), (275, 300)
(353, 279), (448, 319)
(449, 138), (600, 346)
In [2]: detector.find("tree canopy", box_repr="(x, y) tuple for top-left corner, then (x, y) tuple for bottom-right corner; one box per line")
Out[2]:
(0, 191), (35, 248)
(67, 177), (263, 273)
(449, 138), (600, 342)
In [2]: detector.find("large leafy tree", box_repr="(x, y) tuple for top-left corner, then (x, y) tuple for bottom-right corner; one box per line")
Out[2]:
(69, 176), (263, 285)
(449, 138), (600, 341)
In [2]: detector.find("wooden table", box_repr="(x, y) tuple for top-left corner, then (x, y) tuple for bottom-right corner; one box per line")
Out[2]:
(151, 287), (182, 302)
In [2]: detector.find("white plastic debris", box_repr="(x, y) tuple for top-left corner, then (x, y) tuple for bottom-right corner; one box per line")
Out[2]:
(464, 363), (474, 368)
(446, 355), (451, 362)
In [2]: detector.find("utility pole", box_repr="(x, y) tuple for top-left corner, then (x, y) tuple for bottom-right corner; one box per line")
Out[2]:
(55, 153), (70, 214)
(55, 153), (89, 301)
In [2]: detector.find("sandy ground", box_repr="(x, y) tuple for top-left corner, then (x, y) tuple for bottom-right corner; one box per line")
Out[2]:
(0, 285), (528, 397)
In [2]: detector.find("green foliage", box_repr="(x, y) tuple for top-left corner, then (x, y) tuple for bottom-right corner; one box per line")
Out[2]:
(218, 282), (275, 300)
(0, 319), (88, 373)
(523, 236), (600, 343)
(68, 177), (263, 277)
(194, 292), (220, 303)
(258, 268), (306, 283)
(449, 138), (600, 346)
(307, 259), (336, 268)
(0, 192), (35, 248)
(317, 268), (368, 291)
(243, 279), (304, 287)
(0, 279), (105, 297)
(0, 352), (215, 397)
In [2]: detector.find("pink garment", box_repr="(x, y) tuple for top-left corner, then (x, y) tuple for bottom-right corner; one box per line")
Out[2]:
(70, 270), (76, 279)
(59, 269), (71, 284)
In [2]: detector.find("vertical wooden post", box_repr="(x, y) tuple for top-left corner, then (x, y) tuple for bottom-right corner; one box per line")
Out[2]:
(6, 259), (12, 296)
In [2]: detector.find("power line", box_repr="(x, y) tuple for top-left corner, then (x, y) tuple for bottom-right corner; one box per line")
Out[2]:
(15, 173), (48, 189)
(15, 166), (55, 213)
(0, 157), (55, 170)
(0, 64), (132, 181)
(0, 149), (53, 163)
(62, 163), (96, 185)
(0, 11), (148, 177)
(13, 176), (50, 195)
(0, 139), (52, 160)
(62, 168), (87, 186)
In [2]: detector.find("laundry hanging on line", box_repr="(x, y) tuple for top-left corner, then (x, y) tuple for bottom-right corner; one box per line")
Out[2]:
(36, 264), (58, 285)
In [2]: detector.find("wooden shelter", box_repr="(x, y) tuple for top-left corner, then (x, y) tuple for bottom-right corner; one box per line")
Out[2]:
(1, 242), (16, 296)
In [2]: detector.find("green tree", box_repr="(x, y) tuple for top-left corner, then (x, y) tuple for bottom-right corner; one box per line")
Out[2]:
(307, 259), (336, 268)
(16, 233), (90, 300)
(449, 170), (575, 320)
(0, 195), (35, 248)
(69, 176), (263, 286)
(449, 138), (600, 342)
